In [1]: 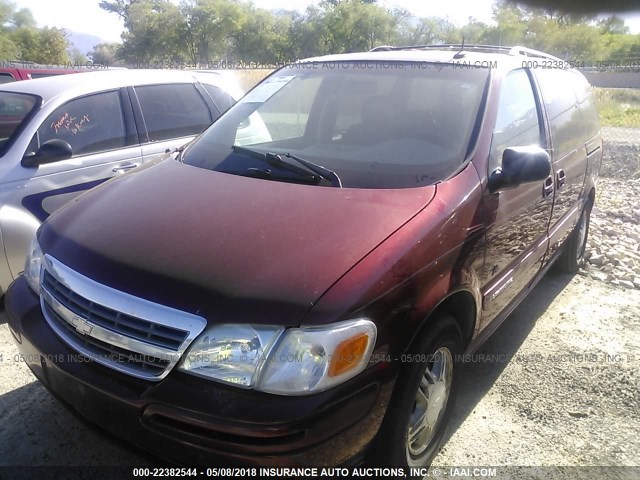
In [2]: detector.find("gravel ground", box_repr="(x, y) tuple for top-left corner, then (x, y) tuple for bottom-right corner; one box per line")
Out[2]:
(0, 132), (638, 479)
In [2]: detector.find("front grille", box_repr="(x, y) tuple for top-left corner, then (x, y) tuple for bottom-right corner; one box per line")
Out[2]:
(40, 255), (207, 381)
(43, 272), (187, 350)
(43, 301), (170, 375)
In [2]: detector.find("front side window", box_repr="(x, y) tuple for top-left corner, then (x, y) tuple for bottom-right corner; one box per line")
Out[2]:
(36, 90), (126, 157)
(183, 62), (489, 189)
(0, 91), (39, 156)
(489, 69), (542, 173)
(135, 84), (212, 142)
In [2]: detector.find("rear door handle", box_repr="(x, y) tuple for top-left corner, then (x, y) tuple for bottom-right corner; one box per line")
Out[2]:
(112, 161), (140, 174)
(556, 169), (566, 189)
(543, 175), (554, 198)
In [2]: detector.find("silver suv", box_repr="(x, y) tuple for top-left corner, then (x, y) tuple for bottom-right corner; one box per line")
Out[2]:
(0, 70), (243, 294)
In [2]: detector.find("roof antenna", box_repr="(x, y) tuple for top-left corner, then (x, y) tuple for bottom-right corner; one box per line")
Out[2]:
(454, 37), (465, 59)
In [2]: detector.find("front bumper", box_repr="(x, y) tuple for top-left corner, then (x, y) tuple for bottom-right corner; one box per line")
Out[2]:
(6, 276), (395, 466)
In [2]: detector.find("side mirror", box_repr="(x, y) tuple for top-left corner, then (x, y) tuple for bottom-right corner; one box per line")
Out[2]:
(22, 139), (73, 168)
(488, 146), (551, 193)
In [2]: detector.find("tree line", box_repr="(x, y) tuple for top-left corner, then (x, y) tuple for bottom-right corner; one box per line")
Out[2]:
(0, 0), (85, 64)
(2, 0), (640, 67)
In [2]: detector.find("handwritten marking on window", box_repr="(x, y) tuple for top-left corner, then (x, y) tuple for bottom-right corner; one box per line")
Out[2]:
(50, 112), (91, 135)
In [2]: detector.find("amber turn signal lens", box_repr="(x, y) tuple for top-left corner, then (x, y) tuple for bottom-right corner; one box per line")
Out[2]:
(328, 333), (370, 377)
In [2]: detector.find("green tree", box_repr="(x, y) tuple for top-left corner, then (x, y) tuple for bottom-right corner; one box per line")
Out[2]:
(117, 0), (187, 64)
(89, 42), (122, 66)
(11, 8), (37, 29)
(0, 0), (20, 60)
(234, 8), (291, 63)
(320, 0), (397, 53)
(31, 28), (71, 64)
(180, 0), (246, 65)
(69, 47), (89, 65)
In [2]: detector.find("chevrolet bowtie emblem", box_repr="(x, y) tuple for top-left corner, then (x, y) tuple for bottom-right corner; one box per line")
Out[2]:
(70, 314), (93, 335)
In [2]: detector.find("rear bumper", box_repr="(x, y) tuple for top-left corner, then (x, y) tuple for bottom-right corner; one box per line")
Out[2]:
(6, 276), (395, 466)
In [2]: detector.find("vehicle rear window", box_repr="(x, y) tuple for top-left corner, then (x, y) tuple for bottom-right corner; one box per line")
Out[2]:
(135, 83), (212, 142)
(0, 91), (39, 156)
(0, 73), (16, 84)
(183, 62), (490, 189)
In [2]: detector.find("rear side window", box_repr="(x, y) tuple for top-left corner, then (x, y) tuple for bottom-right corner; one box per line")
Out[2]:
(36, 90), (127, 156)
(203, 84), (235, 115)
(135, 84), (212, 142)
(0, 73), (16, 84)
(0, 92), (39, 155)
(534, 69), (583, 158)
(30, 72), (65, 79)
(489, 69), (542, 173)
(571, 71), (600, 141)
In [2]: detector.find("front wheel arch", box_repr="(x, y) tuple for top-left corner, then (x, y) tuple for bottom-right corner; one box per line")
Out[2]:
(368, 313), (464, 469)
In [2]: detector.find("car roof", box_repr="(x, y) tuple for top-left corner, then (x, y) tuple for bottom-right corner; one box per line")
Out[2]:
(0, 69), (242, 103)
(298, 48), (543, 71)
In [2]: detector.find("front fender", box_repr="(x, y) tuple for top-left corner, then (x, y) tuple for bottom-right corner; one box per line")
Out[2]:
(0, 205), (41, 290)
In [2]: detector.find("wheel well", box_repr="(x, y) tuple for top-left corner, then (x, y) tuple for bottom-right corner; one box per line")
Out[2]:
(428, 290), (477, 348)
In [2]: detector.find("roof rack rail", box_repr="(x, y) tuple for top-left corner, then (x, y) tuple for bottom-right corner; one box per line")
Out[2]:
(508, 46), (564, 62)
(369, 44), (514, 54)
(370, 44), (566, 62)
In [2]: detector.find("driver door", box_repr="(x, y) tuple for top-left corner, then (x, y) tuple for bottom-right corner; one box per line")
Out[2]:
(480, 69), (553, 331)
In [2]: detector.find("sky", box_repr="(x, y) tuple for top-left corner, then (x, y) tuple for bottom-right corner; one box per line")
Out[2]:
(10, 0), (640, 44)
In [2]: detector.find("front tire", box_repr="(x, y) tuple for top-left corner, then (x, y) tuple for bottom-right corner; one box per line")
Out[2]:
(370, 315), (463, 469)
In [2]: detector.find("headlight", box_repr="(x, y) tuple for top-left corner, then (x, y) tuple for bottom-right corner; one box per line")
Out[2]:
(256, 319), (376, 395)
(179, 319), (377, 395)
(178, 324), (284, 387)
(24, 236), (43, 295)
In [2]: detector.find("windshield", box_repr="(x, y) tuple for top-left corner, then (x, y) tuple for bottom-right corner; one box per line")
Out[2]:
(183, 61), (489, 189)
(0, 91), (39, 156)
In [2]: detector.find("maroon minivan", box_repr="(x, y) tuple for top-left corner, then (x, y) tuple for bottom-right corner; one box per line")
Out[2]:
(6, 45), (601, 468)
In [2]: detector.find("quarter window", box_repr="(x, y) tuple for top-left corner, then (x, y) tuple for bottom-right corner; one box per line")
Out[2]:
(135, 84), (212, 142)
(490, 69), (542, 173)
(203, 84), (235, 115)
(36, 90), (127, 156)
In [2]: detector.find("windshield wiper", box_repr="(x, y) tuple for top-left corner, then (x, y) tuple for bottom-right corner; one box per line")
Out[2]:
(232, 145), (320, 184)
(237, 167), (320, 185)
(281, 152), (342, 188)
(231, 145), (342, 188)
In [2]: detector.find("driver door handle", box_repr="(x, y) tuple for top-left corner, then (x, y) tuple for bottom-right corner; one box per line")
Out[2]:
(113, 161), (140, 174)
(543, 175), (554, 198)
(556, 169), (566, 189)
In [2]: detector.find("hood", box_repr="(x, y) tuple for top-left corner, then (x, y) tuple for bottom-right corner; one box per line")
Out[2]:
(40, 159), (436, 326)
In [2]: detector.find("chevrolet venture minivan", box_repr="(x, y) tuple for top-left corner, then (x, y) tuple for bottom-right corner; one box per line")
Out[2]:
(6, 45), (601, 468)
